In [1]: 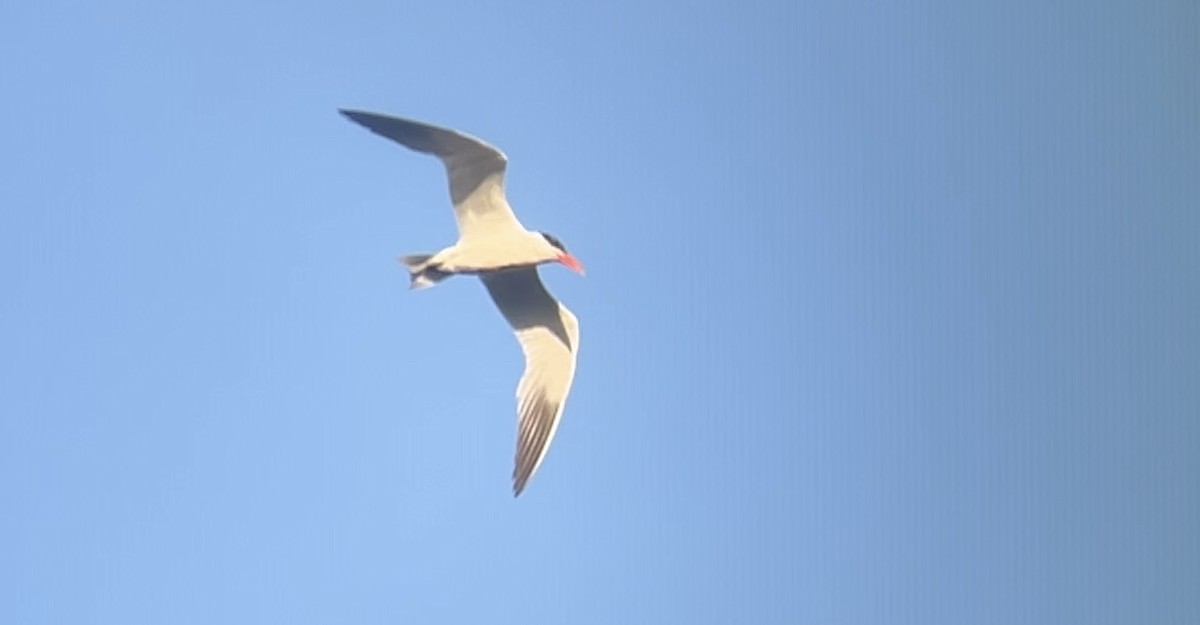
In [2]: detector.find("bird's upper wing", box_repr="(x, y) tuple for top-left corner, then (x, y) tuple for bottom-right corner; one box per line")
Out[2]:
(480, 268), (580, 496)
(340, 109), (525, 239)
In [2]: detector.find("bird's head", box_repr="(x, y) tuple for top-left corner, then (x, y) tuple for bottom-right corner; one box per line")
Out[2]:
(537, 231), (585, 275)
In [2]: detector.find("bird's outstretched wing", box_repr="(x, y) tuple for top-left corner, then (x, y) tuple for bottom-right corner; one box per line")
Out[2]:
(480, 268), (580, 496)
(340, 109), (524, 239)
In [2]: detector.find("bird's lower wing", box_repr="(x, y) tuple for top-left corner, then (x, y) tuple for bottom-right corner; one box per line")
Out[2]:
(480, 268), (580, 496)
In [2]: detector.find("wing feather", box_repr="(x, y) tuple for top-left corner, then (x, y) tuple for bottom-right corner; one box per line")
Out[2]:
(339, 109), (524, 238)
(480, 268), (580, 496)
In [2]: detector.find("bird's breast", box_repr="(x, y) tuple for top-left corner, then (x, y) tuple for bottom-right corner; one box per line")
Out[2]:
(439, 235), (546, 274)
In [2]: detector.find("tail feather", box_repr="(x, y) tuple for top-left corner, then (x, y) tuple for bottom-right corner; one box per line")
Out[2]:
(399, 254), (450, 290)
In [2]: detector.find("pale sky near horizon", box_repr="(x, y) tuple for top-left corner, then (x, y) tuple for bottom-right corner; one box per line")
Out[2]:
(2, 1), (1197, 623)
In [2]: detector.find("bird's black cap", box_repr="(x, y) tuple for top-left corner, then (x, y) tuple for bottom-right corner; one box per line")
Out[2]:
(539, 232), (568, 253)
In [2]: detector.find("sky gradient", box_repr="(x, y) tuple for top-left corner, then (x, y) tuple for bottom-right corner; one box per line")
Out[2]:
(2, 1), (1197, 623)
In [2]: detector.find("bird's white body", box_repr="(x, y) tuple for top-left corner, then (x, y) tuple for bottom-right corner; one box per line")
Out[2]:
(341, 109), (584, 496)
(422, 230), (564, 275)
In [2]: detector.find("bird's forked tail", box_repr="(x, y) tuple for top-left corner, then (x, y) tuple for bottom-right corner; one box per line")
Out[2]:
(399, 254), (450, 290)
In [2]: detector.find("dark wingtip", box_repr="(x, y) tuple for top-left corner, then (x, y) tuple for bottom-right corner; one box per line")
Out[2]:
(339, 108), (369, 123)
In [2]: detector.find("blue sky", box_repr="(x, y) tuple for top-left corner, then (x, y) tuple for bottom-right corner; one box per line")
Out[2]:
(2, 1), (1197, 623)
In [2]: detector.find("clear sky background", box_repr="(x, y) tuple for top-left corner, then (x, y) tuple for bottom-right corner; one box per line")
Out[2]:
(2, 1), (1197, 623)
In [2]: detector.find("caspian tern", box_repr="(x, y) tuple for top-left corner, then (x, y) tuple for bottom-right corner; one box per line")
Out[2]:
(339, 109), (584, 496)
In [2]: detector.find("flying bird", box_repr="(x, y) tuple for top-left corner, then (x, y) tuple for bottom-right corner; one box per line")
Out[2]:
(339, 109), (584, 496)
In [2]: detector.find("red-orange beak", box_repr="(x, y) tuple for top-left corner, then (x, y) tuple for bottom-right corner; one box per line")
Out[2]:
(559, 253), (585, 275)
